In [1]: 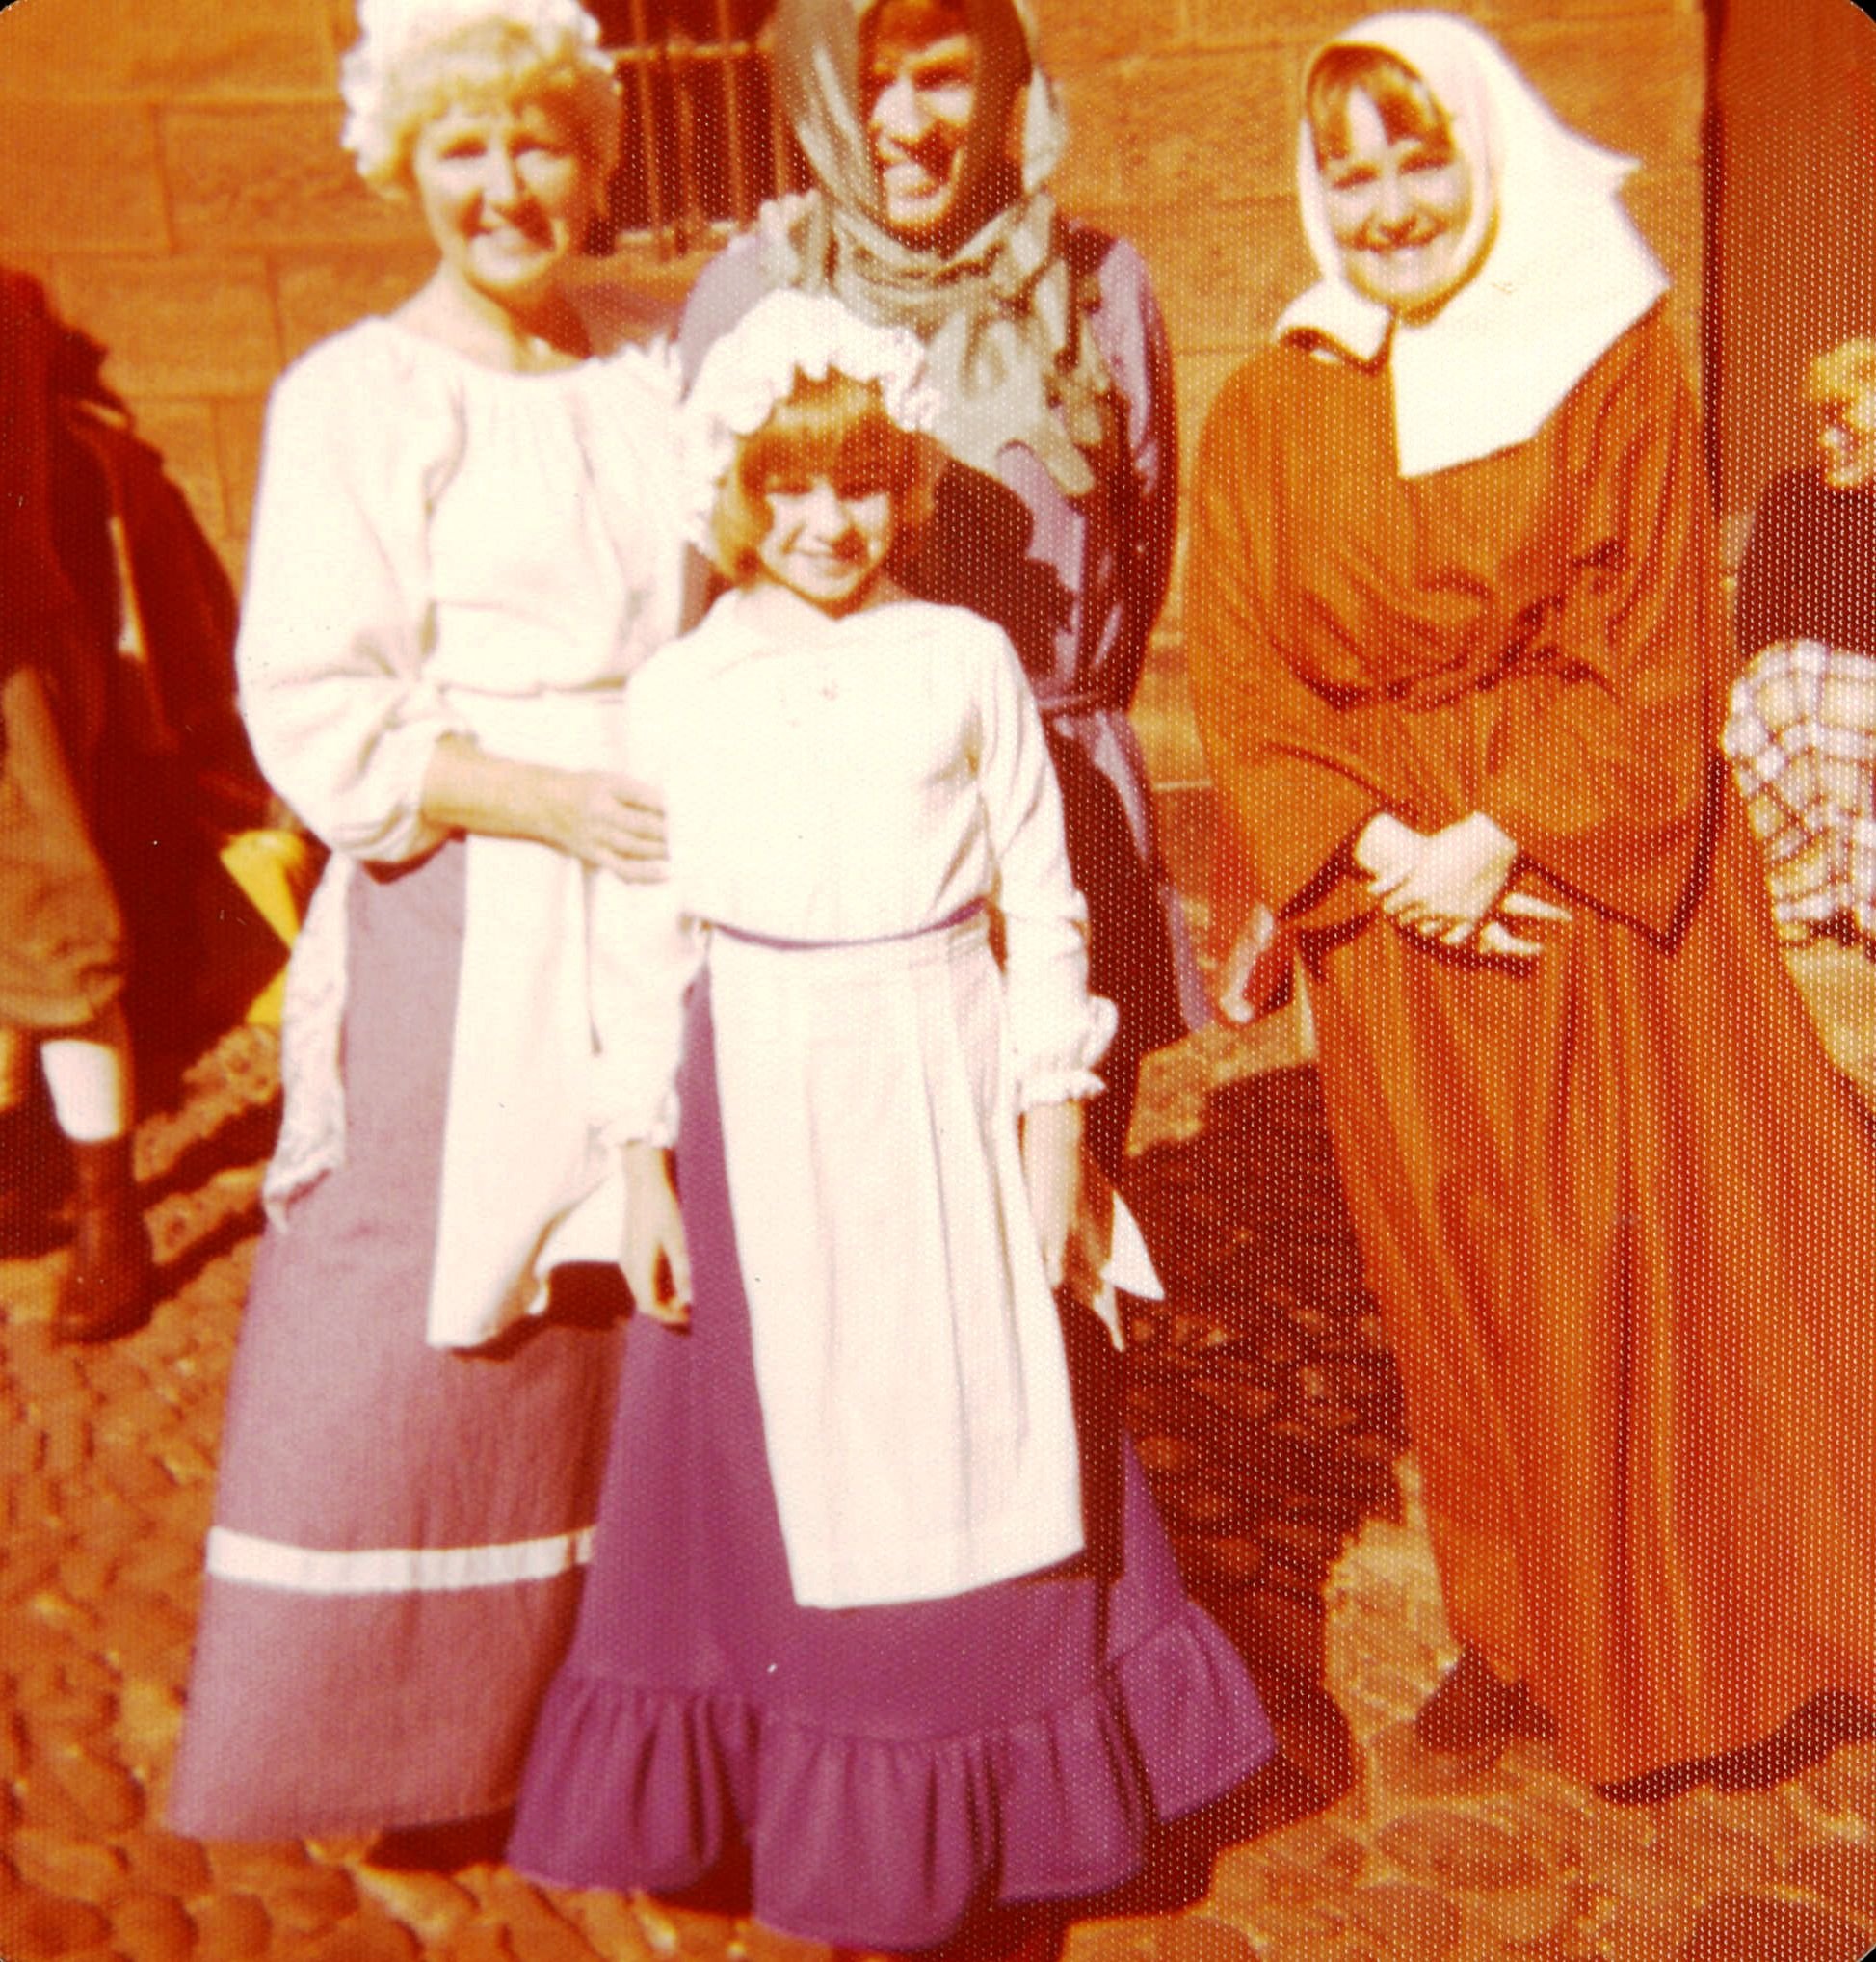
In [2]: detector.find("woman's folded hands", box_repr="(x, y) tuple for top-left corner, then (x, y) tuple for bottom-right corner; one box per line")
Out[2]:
(1354, 809), (1571, 956)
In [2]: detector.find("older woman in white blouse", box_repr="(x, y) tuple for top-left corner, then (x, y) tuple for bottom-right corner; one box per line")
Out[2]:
(169, 0), (684, 1846)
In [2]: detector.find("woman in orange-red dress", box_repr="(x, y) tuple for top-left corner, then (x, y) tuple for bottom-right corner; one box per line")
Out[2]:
(1189, 12), (1876, 1790)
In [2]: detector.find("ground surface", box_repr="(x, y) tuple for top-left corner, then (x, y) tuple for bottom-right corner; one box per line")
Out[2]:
(3, 797), (1876, 1962)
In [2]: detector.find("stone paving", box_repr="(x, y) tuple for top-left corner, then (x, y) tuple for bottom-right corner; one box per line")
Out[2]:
(3, 855), (1876, 1960)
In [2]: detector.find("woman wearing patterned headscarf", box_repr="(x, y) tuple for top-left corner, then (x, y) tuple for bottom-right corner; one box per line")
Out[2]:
(680, 0), (1199, 1185)
(1189, 12), (1876, 1793)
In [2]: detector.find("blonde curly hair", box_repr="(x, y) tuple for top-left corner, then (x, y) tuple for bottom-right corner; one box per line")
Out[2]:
(1808, 338), (1876, 414)
(339, 0), (622, 200)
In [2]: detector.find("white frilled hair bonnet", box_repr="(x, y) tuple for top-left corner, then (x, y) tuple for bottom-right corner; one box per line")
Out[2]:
(1276, 10), (1670, 478)
(680, 287), (942, 551)
(338, 0), (618, 189)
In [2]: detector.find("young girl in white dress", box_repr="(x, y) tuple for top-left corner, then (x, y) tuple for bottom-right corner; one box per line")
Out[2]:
(506, 289), (1274, 1953)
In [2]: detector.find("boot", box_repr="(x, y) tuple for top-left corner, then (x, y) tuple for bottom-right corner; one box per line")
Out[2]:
(53, 1134), (153, 1343)
(1414, 1645), (1551, 1756)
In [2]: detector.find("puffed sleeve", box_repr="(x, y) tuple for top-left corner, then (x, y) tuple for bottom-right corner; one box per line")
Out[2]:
(582, 342), (691, 670)
(1477, 311), (1730, 936)
(236, 329), (472, 862)
(587, 651), (702, 1145)
(971, 622), (1118, 1105)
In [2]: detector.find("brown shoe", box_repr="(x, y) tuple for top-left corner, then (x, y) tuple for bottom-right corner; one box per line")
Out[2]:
(1414, 1647), (1548, 1755)
(53, 1136), (153, 1344)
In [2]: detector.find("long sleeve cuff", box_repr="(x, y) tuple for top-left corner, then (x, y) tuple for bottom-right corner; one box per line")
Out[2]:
(1010, 981), (1119, 1111)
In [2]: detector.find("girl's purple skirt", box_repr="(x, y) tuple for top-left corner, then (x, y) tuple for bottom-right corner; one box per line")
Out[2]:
(507, 977), (1276, 1949)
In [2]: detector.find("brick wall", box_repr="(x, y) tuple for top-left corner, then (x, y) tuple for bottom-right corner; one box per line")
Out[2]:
(0, 0), (1709, 772)
(0, 0), (434, 581)
(1711, 0), (1876, 533)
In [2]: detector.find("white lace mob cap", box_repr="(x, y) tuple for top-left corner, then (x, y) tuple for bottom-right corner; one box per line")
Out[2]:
(340, 0), (616, 188)
(681, 289), (942, 548)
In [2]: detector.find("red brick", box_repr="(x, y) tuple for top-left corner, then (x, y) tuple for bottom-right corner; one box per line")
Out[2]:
(121, 1828), (212, 1897)
(40, 1739), (146, 1833)
(211, 395), (269, 538)
(1155, 1919), (1260, 1962)
(1039, 9), (1187, 73)
(266, 1864), (358, 1938)
(0, 0), (333, 100)
(166, 105), (417, 251)
(1503, 14), (1706, 167)
(106, 1891), (198, 1962)
(126, 399), (226, 537)
(8, 1829), (128, 1906)
(0, 1885), (114, 1960)
(1055, 49), (1307, 216)
(1078, 196), (1309, 358)
(0, 102), (168, 254)
(273, 247), (435, 364)
(1185, 7), (1316, 54)
(192, 1891), (272, 1961)
(49, 255), (281, 398)
(1349, 1882), (1464, 1960)
(1373, 1810), (1546, 1892)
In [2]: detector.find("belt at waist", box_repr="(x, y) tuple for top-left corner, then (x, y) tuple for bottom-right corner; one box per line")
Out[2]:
(708, 897), (985, 955)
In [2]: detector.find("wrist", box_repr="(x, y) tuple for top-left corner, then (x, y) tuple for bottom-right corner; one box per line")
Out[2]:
(1353, 810), (1415, 878)
(1462, 809), (1519, 884)
(522, 761), (574, 852)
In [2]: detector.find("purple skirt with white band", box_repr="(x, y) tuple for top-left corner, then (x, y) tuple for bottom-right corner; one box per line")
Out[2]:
(170, 839), (623, 1840)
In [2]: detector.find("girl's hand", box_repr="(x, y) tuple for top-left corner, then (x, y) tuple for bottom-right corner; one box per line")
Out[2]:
(1020, 1100), (1087, 1294)
(621, 1141), (691, 1327)
(544, 770), (669, 882)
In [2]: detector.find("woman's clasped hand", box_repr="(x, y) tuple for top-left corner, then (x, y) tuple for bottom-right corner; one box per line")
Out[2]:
(1190, 9), (1876, 1796)
(1353, 809), (1571, 954)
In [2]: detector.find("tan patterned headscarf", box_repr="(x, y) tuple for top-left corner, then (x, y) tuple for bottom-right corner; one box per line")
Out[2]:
(761, 0), (1114, 495)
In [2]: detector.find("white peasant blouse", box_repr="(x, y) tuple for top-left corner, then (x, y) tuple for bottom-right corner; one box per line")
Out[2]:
(240, 318), (685, 1348)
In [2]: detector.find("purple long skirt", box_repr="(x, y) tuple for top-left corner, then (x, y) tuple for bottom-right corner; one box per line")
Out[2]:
(507, 977), (1275, 1949)
(170, 842), (624, 1840)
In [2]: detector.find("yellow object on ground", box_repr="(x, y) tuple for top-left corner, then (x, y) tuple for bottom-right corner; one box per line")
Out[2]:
(218, 830), (321, 1028)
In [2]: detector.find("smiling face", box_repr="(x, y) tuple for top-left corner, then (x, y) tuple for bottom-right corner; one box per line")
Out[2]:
(410, 93), (596, 314)
(861, 0), (982, 243)
(1314, 86), (1479, 320)
(753, 472), (898, 615)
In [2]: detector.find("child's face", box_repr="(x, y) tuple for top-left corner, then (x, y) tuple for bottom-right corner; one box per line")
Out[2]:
(753, 473), (896, 614)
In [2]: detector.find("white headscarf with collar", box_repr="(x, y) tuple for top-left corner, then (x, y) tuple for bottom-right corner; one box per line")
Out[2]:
(1276, 11), (1670, 479)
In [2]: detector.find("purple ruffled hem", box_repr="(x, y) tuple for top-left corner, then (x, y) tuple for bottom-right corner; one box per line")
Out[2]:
(509, 1608), (1273, 1949)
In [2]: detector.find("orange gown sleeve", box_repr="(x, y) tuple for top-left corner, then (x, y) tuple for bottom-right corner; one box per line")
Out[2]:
(1187, 359), (1390, 932)
(1477, 313), (1728, 939)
